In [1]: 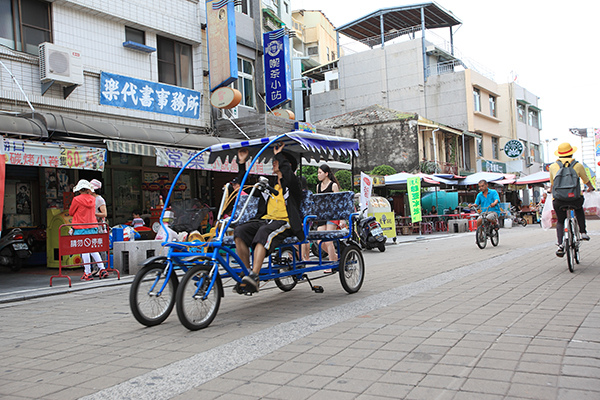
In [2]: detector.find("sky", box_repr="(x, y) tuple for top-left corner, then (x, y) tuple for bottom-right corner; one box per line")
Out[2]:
(292, 0), (600, 159)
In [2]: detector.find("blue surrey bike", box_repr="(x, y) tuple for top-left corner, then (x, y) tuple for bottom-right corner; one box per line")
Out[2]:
(129, 132), (365, 330)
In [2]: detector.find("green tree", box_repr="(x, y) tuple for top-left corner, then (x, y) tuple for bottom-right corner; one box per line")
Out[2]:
(300, 165), (318, 190)
(335, 170), (353, 191)
(370, 165), (397, 176)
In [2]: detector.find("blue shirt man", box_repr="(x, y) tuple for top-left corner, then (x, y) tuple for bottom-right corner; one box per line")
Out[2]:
(470, 180), (500, 227)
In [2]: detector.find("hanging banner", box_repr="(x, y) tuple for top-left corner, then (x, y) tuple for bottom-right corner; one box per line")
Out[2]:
(263, 28), (293, 110)
(360, 172), (373, 212)
(0, 137), (4, 232)
(595, 128), (600, 157)
(155, 147), (272, 175)
(407, 176), (422, 223)
(206, 0), (238, 91)
(100, 72), (201, 119)
(4, 138), (106, 171)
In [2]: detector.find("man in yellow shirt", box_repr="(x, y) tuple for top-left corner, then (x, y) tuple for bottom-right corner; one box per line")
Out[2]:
(234, 143), (304, 292)
(549, 142), (595, 257)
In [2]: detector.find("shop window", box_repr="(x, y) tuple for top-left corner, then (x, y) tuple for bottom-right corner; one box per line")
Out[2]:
(0, 0), (52, 56)
(157, 35), (193, 89)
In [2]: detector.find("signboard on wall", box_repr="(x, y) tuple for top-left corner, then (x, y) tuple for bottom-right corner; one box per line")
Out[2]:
(478, 159), (507, 173)
(4, 138), (106, 171)
(206, 0), (238, 91)
(263, 28), (292, 110)
(100, 72), (201, 119)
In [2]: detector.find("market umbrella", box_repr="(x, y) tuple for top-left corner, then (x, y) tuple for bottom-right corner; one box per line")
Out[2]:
(456, 172), (506, 186)
(514, 171), (550, 185)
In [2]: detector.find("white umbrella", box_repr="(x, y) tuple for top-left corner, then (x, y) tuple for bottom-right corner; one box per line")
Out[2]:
(515, 171), (550, 185)
(457, 172), (506, 186)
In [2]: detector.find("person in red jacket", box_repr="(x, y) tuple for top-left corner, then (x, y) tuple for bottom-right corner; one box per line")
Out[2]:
(70, 180), (106, 281)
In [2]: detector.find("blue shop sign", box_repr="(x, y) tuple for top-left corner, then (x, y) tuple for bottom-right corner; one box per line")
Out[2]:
(100, 72), (201, 119)
(263, 29), (292, 110)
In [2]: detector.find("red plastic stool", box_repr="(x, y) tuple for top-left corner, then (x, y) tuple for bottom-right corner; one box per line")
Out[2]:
(468, 219), (477, 232)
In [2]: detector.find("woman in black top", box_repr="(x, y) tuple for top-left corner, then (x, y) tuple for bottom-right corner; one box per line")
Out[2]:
(316, 164), (340, 262)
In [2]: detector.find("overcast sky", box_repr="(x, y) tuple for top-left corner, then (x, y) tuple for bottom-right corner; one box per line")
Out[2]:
(293, 0), (600, 158)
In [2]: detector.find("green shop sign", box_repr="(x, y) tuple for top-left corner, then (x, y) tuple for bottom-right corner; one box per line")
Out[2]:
(480, 159), (507, 173)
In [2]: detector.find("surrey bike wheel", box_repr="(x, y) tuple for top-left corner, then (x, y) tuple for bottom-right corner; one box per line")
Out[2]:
(490, 226), (499, 247)
(476, 225), (487, 249)
(129, 262), (179, 327)
(339, 244), (365, 294)
(176, 263), (222, 331)
(274, 248), (298, 292)
(565, 219), (575, 273)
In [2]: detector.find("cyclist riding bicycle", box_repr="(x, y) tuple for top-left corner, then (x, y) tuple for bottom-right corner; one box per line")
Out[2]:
(549, 142), (595, 257)
(469, 180), (501, 227)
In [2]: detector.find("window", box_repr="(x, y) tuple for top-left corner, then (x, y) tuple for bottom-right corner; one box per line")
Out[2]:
(326, 46), (330, 61)
(528, 109), (539, 128)
(125, 26), (145, 44)
(235, 0), (250, 15)
(0, 0), (51, 55)
(329, 79), (338, 91)
(532, 144), (541, 163)
(473, 88), (481, 112)
(517, 102), (525, 122)
(283, 1), (289, 14)
(492, 137), (499, 159)
(157, 35), (193, 88)
(234, 57), (254, 108)
(307, 46), (318, 56)
(489, 95), (496, 117)
(477, 138), (483, 157)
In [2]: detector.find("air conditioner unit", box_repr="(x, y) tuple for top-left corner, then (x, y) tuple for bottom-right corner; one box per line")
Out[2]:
(526, 156), (533, 166)
(39, 42), (84, 86)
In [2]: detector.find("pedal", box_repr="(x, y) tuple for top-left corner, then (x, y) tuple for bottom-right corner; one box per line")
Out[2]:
(303, 274), (324, 294)
(312, 285), (324, 293)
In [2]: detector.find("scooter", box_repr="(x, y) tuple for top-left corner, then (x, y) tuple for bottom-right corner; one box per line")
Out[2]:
(353, 210), (386, 252)
(0, 228), (31, 271)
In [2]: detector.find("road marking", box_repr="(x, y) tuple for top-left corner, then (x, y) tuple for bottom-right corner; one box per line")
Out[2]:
(83, 242), (549, 400)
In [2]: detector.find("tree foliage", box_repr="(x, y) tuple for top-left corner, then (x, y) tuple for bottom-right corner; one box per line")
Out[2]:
(370, 165), (397, 176)
(300, 166), (318, 190)
(335, 170), (353, 191)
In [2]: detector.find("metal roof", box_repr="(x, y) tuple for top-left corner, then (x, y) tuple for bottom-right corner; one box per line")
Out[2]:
(337, 2), (461, 47)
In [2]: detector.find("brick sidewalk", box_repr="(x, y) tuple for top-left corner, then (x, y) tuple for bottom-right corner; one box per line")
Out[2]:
(1, 223), (599, 400)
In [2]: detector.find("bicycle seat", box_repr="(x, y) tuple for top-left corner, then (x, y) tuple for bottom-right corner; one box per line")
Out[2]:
(560, 205), (579, 211)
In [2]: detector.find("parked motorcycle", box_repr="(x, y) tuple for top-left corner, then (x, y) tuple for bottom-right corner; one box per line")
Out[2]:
(352, 210), (386, 252)
(510, 206), (528, 227)
(0, 228), (32, 271)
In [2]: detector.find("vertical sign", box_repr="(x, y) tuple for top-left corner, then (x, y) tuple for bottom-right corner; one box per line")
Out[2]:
(206, 0), (238, 91)
(407, 176), (422, 223)
(263, 28), (292, 110)
(595, 128), (600, 157)
(360, 172), (373, 213)
(0, 137), (4, 232)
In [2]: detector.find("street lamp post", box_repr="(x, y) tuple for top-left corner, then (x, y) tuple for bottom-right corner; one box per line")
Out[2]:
(543, 138), (558, 163)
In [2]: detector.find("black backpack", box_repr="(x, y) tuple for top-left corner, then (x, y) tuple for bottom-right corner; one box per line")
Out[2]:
(553, 160), (581, 201)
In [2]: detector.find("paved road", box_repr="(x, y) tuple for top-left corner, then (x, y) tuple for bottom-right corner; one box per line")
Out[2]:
(1, 223), (599, 399)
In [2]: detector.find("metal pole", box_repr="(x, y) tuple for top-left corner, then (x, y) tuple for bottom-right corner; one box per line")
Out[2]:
(380, 14), (385, 49)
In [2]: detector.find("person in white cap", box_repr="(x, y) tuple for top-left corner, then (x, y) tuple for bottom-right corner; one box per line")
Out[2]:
(69, 179), (107, 280)
(90, 179), (107, 226)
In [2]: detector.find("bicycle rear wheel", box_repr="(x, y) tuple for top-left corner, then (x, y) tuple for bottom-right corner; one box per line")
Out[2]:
(490, 226), (499, 247)
(476, 225), (487, 249)
(566, 219), (575, 273)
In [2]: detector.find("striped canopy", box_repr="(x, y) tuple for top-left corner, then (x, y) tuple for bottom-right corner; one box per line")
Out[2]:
(206, 131), (360, 166)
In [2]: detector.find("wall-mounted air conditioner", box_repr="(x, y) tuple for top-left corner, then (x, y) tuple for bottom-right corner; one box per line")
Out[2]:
(39, 42), (84, 86)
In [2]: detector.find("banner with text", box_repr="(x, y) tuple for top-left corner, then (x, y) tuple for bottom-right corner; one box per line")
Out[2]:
(100, 72), (201, 119)
(407, 176), (422, 223)
(263, 28), (292, 110)
(155, 147), (272, 175)
(4, 138), (106, 171)
(360, 172), (373, 212)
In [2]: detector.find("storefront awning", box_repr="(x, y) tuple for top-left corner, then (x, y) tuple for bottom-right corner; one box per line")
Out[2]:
(36, 112), (229, 150)
(105, 140), (155, 157)
(417, 116), (462, 135)
(0, 113), (48, 138)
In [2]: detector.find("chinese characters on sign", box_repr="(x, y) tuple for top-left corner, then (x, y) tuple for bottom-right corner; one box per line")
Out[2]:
(263, 29), (292, 110)
(59, 231), (109, 257)
(155, 147), (271, 175)
(407, 176), (422, 223)
(100, 72), (201, 119)
(4, 138), (106, 171)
